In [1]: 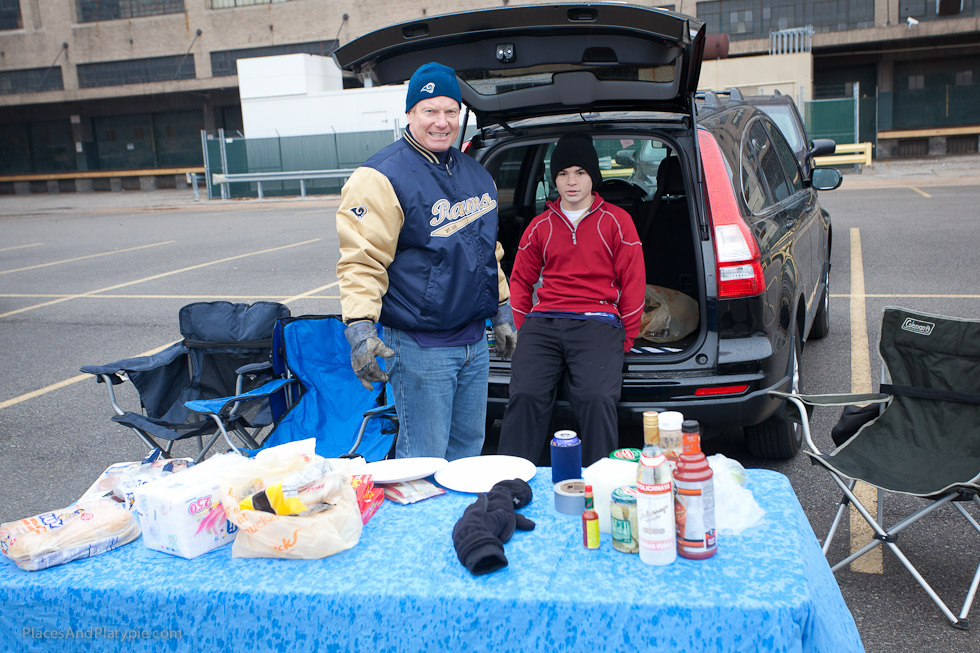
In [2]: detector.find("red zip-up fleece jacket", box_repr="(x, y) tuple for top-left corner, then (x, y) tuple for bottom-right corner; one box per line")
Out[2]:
(509, 193), (646, 352)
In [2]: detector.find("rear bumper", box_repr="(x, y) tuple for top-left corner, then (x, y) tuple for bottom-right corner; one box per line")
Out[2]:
(487, 367), (793, 437)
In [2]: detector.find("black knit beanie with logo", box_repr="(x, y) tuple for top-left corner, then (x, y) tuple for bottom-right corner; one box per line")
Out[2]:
(550, 132), (602, 190)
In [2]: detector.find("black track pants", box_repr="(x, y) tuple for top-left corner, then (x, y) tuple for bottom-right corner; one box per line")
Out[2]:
(498, 317), (625, 466)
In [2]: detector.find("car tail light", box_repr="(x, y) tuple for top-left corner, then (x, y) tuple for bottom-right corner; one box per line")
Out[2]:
(698, 130), (765, 299)
(694, 384), (749, 396)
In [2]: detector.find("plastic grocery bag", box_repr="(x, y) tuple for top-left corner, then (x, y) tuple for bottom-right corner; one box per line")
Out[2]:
(0, 498), (140, 571)
(639, 285), (699, 343)
(217, 439), (363, 559)
(707, 454), (765, 535)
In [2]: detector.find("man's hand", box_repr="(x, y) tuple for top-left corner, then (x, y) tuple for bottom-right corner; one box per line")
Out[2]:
(490, 301), (518, 359)
(344, 320), (394, 390)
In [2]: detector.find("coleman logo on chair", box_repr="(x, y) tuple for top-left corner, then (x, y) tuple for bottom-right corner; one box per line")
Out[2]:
(901, 318), (935, 336)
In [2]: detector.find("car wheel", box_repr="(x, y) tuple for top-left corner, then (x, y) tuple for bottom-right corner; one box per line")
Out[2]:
(809, 269), (830, 340)
(745, 335), (803, 460)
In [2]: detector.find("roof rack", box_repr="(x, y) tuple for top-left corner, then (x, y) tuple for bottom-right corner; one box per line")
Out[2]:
(695, 88), (745, 106)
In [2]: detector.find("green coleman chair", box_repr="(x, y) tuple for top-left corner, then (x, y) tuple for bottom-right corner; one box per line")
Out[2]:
(773, 306), (980, 629)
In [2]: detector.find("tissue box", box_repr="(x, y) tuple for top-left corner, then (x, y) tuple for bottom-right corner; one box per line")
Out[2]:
(133, 455), (247, 559)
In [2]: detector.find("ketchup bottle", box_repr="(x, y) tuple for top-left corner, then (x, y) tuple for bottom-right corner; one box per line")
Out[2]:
(673, 420), (717, 559)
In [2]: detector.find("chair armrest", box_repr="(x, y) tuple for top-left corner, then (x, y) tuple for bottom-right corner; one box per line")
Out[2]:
(81, 342), (187, 380)
(769, 391), (890, 456)
(363, 403), (397, 418)
(236, 361), (272, 376)
(184, 378), (296, 417)
(769, 390), (890, 407)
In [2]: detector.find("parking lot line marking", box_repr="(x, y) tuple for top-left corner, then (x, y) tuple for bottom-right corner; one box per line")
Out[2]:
(0, 242), (43, 253)
(909, 186), (932, 198)
(0, 340), (178, 411)
(849, 227), (883, 574)
(0, 241), (175, 276)
(0, 281), (338, 412)
(0, 239), (321, 320)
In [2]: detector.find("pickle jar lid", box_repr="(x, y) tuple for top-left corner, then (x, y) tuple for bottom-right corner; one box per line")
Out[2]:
(609, 448), (642, 462)
(612, 486), (638, 504)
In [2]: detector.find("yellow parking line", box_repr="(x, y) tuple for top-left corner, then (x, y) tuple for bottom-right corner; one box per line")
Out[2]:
(849, 227), (883, 574)
(0, 242), (43, 253)
(909, 186), (931, 198)
(0, 241), (175, 275)
(0, 239), (321, 320)
(0, 340), (178, 411)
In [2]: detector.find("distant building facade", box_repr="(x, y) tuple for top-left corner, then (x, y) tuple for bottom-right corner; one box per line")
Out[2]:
(0, 0), (977, 177)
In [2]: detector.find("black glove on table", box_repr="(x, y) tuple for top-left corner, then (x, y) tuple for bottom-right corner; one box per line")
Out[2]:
(452, 478), (535, 575)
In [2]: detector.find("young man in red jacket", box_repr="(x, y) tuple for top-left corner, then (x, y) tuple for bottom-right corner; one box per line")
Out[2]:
(498, 132), (646, 466)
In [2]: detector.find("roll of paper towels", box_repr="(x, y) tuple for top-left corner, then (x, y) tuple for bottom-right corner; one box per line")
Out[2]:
(583, 457), (639, 533)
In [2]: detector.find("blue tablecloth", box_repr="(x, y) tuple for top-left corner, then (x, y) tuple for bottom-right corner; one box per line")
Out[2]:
(1, 469), (862, 652)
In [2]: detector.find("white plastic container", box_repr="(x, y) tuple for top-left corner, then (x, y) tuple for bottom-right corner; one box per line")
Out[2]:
(658, 411), (685, 463)
(582, 457), (639, 534)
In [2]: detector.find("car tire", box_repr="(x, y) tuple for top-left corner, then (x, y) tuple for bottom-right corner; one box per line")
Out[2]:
(809, 269), (830, 340)
(745, 335), (803, 460)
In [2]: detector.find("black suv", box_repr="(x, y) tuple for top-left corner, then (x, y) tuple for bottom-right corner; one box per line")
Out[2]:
(334, 4), (842, 459)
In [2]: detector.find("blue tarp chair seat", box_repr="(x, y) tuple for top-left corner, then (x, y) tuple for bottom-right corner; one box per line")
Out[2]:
(186, 315), (397, 462)
(81, 301), (290, 462)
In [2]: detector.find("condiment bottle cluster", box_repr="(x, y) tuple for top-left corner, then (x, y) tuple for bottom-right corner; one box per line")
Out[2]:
(577, 411), (717, 563)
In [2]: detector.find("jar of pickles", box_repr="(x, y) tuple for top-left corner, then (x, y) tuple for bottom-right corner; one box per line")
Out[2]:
(610, 486), (639, 554)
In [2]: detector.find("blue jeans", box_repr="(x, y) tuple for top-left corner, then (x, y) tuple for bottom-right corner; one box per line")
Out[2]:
(383, 327), (489, 461)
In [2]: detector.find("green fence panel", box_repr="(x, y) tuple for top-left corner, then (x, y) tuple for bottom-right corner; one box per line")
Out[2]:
(205, 130), (399, 198)
(804, 98), (855, 145)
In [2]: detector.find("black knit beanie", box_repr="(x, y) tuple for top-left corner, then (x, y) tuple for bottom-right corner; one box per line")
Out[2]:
(550, 132), (602, 190)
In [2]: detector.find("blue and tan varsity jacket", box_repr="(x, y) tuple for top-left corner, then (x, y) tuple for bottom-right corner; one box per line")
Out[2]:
(336, 130), (509, 332)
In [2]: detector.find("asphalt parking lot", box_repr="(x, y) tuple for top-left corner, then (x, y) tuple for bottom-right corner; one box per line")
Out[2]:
(2, 154), (980, 652)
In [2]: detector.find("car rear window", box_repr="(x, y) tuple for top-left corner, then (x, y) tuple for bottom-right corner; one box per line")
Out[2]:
(457, 63), (677, 96)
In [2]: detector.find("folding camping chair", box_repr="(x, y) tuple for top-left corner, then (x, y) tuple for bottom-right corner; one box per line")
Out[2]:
(81, 301), (290, 463)
(773, 306), (980, 629)
(185, 315), (398, 462)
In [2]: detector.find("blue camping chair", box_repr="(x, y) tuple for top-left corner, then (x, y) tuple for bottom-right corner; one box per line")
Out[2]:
(81, 301), (290, 463)
(186, 315), (398, 461)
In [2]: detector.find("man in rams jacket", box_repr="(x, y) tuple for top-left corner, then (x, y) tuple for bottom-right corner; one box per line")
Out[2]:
(336, 62), (516, 461)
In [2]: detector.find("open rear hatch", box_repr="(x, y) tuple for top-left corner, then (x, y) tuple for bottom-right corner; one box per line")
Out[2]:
(333, 4), (706, 129)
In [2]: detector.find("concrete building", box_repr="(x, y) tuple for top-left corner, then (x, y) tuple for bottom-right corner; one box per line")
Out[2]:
(1, 0), (977, 188)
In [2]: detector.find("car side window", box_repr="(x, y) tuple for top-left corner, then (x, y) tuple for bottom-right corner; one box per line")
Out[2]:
(748, 119), (792, 206)
(764, 121), (804, 197)
(740, 125), (770, 214)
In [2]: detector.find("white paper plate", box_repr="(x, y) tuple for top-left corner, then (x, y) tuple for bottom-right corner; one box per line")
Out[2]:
(360, 457), (448, 484)
(434, 455), (537, 493)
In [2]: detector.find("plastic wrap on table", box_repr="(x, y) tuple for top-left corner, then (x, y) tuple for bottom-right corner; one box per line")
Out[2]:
(0, 498), (140, 571)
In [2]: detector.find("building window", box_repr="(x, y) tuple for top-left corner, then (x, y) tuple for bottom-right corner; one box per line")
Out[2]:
(0, 67), (65, 95)
(908, 74), (925, 90)
(209, 0), (295, 8)
(77, 55), (195, 88)
(75, 0), (184, 23)
(210, 40), (338, 77)
(697, 0), (877, 41)
(954, 70), (972, 86)
(0, 0), (22, 30)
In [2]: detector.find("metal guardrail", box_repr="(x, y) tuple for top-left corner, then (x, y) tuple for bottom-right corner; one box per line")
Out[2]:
(814, 142), (873, 167)
(210, 169), (356, 199)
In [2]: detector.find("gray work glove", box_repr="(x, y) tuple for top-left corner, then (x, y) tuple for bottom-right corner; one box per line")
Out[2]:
(344, 320), (394, 390)
(490, 301), (518, 360)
